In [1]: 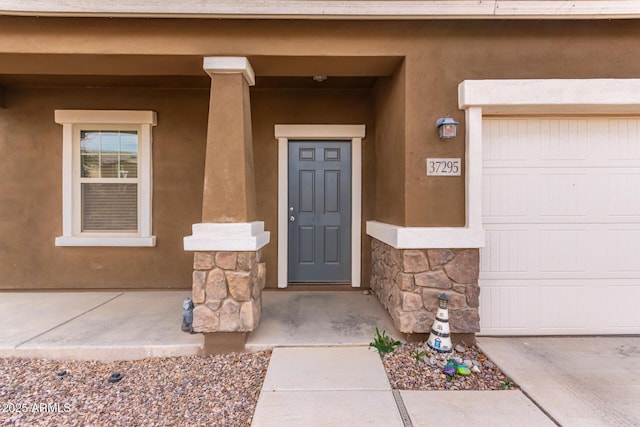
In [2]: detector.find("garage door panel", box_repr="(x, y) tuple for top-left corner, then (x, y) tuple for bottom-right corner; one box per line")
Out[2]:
(539, 285), (591, 330)
(482, 173), (528, 219)
(607, 173), (640, 218)
(540, 119), (589, 161)
(484, 224), (598, 279)
(610, 284), (640, 328)
(608, 118), (640, 160)
(539, 229), (589, 273)
(539, 173), (589, 218)
(479, 280), (598, 334)
(606, 228), (640, 273)
(482, 228), (530, 273)
(478, 284), (530, 332)
(481, 117), (640, 336)
(483, 119), (530, 162)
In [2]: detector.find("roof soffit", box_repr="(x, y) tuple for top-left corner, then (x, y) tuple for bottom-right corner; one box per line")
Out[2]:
(1, 1), (640, 20)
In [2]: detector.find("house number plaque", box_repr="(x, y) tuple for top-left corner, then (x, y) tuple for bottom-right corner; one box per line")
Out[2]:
(426, 158), (461, 176)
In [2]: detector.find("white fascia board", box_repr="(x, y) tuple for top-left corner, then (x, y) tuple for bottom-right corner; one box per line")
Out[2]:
(459, 79), (640, 114)
(183, 221), (270, 251)
(3, 1), (639, 20)
(366, 221), (485, 249)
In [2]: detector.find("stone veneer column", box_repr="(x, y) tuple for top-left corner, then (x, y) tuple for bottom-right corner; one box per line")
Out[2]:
(184, 57), (269, 353)
(192, 250), (266, 332)
(370, 238), (480, 339)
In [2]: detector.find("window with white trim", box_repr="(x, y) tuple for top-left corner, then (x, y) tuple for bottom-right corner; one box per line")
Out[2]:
(54, 110), (157, 247)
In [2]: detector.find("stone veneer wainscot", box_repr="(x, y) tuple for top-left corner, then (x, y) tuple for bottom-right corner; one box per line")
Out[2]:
(370, 238), (480, 334)
(191, 250), (266, 332)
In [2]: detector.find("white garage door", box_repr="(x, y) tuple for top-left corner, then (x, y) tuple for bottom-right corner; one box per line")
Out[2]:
(479, 117), (640, 335)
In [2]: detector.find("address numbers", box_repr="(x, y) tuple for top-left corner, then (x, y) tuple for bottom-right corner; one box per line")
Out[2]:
(426, 158), (461, 176)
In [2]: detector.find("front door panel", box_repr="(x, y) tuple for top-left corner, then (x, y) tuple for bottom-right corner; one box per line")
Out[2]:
(288, 141), (351, 283)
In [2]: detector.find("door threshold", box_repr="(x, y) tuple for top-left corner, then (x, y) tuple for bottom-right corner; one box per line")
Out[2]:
(282, 283), (359, 291)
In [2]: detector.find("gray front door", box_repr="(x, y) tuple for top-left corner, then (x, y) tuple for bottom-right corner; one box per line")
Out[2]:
(288, 141), (351, 283)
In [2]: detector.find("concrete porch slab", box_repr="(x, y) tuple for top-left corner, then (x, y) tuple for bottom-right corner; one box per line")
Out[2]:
(246, 290), (402, 351)
(401, 390), (555, 427)
(0, 291), (203, 361)
(0, 292), (120, 349)
(262, 346), (390, 391)
(251, 390), (403, 427)
(478, 337), (640, 427)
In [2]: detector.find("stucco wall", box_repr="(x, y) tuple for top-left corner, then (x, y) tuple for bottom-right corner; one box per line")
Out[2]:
(0, 84), (376, 289)
(374, 63), (406, 226)
(2, 17), (640, 289)
(0, 86), (208, 289)
(2, 18), (640, 231)
(251, 88), (375, 288)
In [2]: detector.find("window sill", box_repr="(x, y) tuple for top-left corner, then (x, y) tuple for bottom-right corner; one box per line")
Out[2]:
(55, 236), (156, 247)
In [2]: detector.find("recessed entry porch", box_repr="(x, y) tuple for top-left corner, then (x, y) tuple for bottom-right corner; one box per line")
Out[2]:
(246, 290), (403, 351)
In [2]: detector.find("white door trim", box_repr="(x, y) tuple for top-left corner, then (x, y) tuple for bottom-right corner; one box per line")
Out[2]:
(275, 124), (365, 288)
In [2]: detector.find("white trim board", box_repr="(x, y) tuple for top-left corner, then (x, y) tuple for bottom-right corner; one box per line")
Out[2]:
(275, 124), (365, 288)
(459, 79), (640, 115)
(3, 1), (640, 20)
(458, 78), (640, 237)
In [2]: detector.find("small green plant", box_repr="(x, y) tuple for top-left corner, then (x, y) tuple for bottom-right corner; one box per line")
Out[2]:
(409, 348), (427, 364)
(369, 327), (401, 356)
(499, 378), (517, 389)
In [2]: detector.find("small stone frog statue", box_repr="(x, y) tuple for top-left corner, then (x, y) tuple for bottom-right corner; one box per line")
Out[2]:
(181, 297), (194, 334)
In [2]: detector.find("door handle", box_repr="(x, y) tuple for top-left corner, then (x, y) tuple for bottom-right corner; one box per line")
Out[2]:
(289, 215), (295, 222)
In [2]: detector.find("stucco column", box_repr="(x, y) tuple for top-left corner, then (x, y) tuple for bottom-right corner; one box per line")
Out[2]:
(184, 57), (269, 353)
(202, 57), (257, 222)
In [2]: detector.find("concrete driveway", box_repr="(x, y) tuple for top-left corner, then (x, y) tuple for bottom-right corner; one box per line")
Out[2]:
(478, 337), (640, 427)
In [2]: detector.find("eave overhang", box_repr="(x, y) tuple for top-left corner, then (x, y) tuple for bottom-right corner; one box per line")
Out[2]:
(1, 1), (640, 20)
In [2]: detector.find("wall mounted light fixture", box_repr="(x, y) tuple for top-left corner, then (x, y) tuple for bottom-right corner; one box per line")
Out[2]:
(436, 116), (458, 139)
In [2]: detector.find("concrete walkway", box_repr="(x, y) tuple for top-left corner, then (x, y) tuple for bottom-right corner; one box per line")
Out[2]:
(479, 336), (640, 427)
(251, 346), (554, 427)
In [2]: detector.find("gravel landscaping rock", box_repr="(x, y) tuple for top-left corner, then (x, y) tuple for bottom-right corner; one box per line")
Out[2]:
(2, 342), (516, 425)
(1, 351), (271, 427)
(382, 342), (517, 391)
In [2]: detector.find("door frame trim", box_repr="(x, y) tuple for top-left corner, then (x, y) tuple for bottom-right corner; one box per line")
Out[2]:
(275, 124), (365, 288)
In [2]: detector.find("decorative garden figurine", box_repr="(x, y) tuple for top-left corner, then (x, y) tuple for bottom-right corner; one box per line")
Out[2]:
(427, 293), (452, 353)
(443, 359), (456, 376)
(182, 297), (194, 333)
(456, 364), (471, 376)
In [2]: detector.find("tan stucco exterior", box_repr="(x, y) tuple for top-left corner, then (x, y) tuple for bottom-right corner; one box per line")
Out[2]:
(1, 17), (640, 289)
(0, 85), (208, 288)
(202, 73), (257, 223)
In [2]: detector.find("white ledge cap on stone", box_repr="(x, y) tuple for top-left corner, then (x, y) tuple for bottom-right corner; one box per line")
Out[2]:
(366, 221), (485, 249)
(184, 221), (270, 251)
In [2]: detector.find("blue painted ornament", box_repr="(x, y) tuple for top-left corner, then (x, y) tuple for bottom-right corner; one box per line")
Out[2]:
(443, 359), (456, 376)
